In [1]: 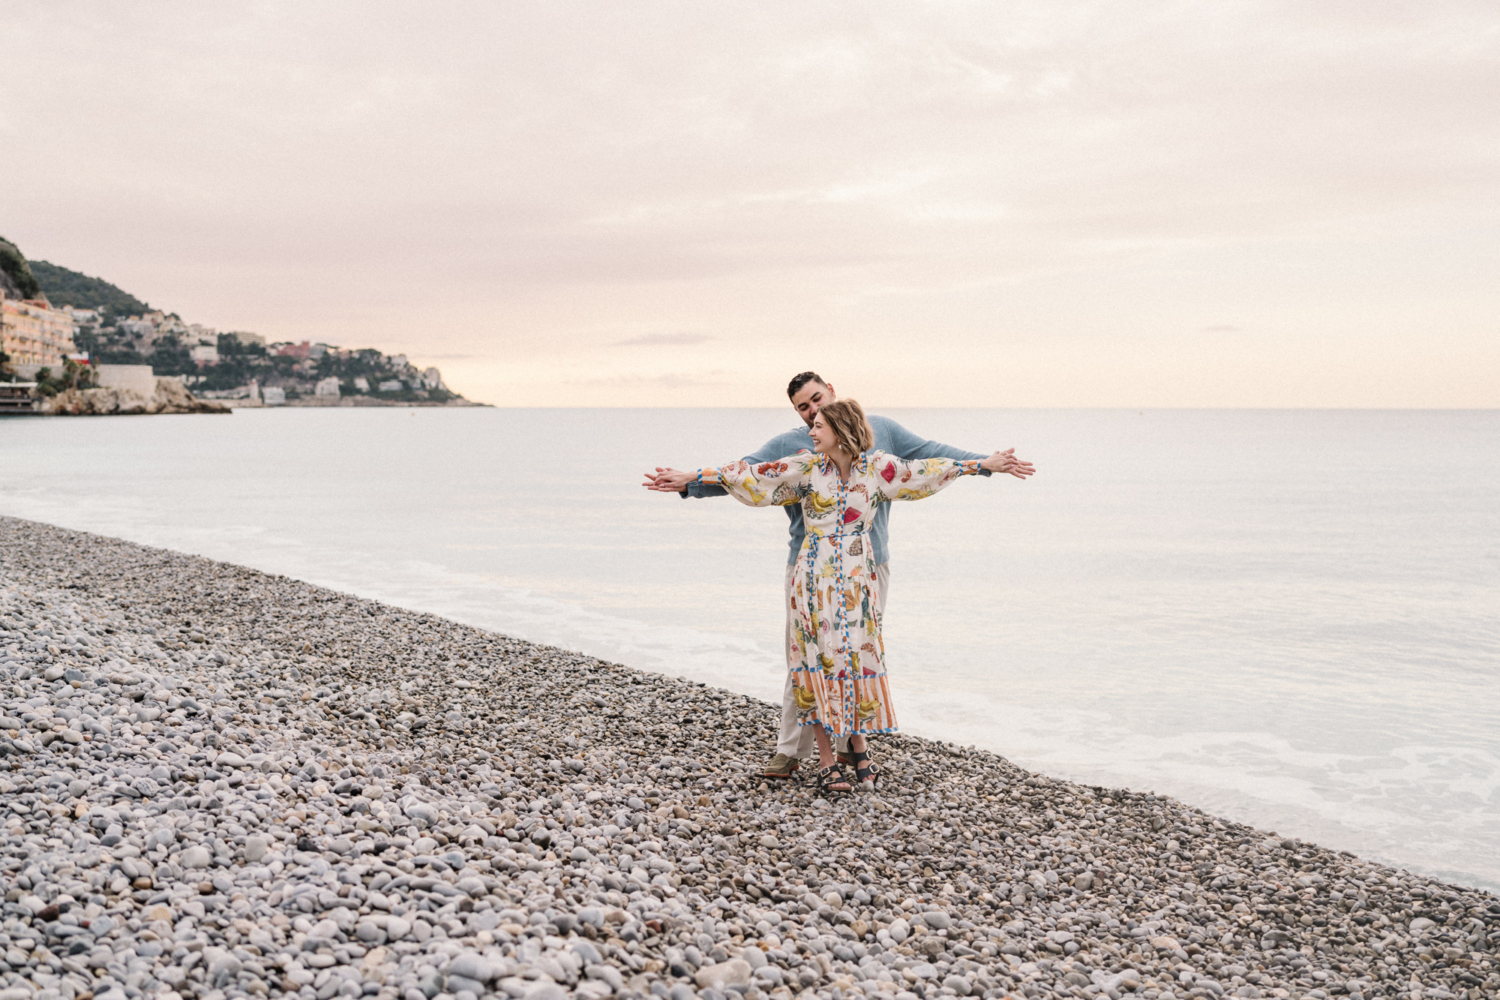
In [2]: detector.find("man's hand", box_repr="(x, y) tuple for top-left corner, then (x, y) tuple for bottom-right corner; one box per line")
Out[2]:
(979, 448), (1035, 479)
(641, 467), (696, 492)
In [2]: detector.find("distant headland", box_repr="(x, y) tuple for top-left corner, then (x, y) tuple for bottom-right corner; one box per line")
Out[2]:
(1, 236), (482, 415)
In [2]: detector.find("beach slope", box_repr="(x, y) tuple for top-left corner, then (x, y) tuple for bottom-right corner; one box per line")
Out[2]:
(0, 515), (1494, 1000)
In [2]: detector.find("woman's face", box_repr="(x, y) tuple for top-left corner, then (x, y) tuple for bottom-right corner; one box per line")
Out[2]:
(810, 414), (838, 455)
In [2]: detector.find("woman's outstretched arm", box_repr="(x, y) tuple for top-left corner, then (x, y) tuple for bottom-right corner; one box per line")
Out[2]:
(698, 452), (817, 508)
(873, 449), (1033, 502)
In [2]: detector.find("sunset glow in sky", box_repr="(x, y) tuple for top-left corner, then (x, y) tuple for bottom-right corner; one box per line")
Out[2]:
(4, 2), (1497, 407)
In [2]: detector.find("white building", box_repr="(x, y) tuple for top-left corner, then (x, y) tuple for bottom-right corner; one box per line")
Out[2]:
(314, 376), (341, 397)
(189, 344), (219, 366)
(352, 376), (369, 392)
(377, 379), (403, 392)
(262, 386), (286, 406)
(421, 367), (446, 391)
(96, 365), (157, 398)
(156, 317), (188, 339)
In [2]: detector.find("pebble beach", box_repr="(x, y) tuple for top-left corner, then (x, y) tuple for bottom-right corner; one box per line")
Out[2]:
(0, 515), (1494, 1000)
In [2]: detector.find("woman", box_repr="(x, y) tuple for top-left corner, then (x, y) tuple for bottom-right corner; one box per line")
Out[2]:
(693, 399), (1023, 793)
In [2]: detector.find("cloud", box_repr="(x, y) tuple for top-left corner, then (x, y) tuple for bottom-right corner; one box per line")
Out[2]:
(611, 333), (715, 347)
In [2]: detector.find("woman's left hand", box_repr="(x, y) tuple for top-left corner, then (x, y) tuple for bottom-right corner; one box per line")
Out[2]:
(979, 448), (1035, 478)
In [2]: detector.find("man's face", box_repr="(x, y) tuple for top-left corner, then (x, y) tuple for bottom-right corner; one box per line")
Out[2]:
(790, 380), (836, 427)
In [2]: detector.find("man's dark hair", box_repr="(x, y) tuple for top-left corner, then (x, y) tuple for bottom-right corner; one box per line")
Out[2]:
(786, 371), (826, 399)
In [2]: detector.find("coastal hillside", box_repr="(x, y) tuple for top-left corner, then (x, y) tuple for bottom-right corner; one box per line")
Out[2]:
(29, 259), (151, 315)
(3, 237), (474, 406)
(0, 514), (1495, 1000)
(0, 237), (41, 301)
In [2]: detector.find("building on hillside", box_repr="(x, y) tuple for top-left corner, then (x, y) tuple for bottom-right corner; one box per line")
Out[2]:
(276, 341), (311, 360)
(377, 379), (403, 393)
(118, 316), (157, 340)
(390, 354), (408, 370)
(314, 376), (341, 397)
(352, 376), (369, 392)
(262, 386), (286, 406)
(225, 331), (264, 347)
(155, 317), (188, 340)
(199, 381), (261, 402)
(421, 367), (446, 391)
(190, 344), (219, 366)
(1, 291), (76, 368)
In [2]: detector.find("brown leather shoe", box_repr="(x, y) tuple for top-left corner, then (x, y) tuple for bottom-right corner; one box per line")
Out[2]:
(763, 753), (800, 779)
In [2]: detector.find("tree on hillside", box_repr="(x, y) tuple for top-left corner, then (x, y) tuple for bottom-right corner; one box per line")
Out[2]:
(146, 336), (194, 376)
(0, 238), (42, 300)
(29, 260), (151, 314)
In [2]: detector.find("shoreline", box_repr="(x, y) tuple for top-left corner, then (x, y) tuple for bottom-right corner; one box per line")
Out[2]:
(0, 515), (1495, 1000)
(216, 397), (489, 409)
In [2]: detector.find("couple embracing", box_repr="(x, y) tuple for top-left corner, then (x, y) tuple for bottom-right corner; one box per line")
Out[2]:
(644, 372), (1033, 794)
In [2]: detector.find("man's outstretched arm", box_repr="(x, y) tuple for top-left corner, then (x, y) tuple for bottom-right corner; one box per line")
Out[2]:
(880, 417), (1034, 479)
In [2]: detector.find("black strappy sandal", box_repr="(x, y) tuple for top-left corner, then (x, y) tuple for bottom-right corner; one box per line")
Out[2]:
(817, 763), (852, 794)
(850, 746), (880, 787)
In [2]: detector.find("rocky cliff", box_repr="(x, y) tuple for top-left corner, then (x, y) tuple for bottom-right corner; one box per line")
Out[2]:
(37, 377), (230, 416)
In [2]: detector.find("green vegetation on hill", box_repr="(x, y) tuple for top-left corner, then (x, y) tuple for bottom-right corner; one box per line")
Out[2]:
(29, 260), (151, 315)
(0, 237), (41, 300)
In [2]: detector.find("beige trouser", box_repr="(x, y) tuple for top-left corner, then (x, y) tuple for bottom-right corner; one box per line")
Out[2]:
(777, 561), (891, 758)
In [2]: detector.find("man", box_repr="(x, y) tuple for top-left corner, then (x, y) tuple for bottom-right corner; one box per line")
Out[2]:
(643, 371), (1033, 780)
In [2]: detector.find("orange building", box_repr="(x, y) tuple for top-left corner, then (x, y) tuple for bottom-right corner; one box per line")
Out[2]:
(1, 291), (76, 367)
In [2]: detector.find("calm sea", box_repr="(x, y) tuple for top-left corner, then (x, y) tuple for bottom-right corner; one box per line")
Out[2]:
(1, 407), (1496, 892)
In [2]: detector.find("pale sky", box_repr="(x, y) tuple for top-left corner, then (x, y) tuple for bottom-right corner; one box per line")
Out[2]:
(3, 2), (1497, 407)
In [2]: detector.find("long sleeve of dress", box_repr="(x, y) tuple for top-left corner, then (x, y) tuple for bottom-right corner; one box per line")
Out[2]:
(698, 453), (817, 508)
(679, 428), (813, 498)
(869, 454), (982, 503)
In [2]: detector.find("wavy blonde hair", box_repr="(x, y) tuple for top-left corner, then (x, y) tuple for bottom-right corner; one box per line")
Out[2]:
(818, 398), (874, 457)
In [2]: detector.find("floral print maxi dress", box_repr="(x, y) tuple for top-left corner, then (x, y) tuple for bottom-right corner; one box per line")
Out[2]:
(701, 450), (982, 738)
